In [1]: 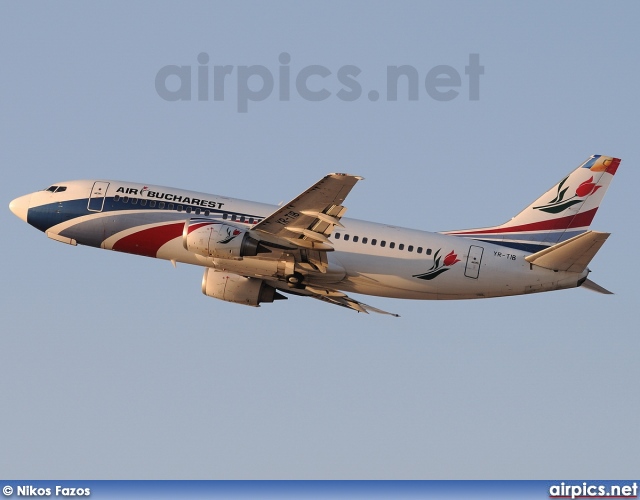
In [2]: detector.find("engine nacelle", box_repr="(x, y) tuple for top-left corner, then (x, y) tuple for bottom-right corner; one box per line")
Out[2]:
(183, 219), (260, 259)
(201, 268), (286, 307)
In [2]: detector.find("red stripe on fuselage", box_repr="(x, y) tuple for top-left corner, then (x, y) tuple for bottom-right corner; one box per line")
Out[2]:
(447, 208), (598, 235)
(112, 222), (185, 257)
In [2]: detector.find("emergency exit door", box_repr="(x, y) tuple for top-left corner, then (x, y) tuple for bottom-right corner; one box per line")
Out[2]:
(464, 245), (484, 279)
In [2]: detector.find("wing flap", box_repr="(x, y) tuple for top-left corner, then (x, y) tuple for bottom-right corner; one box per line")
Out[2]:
(252, 173), (362, 251)
(279, 284), (400, 317)
(525, 230), (610, 272)
(310, 293), (400, 317)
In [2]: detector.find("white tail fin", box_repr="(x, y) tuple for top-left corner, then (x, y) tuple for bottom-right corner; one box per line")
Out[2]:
(444, 155), (620, 253)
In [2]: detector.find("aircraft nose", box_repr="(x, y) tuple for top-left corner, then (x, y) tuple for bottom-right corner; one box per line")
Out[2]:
(9, 193), (31, 222)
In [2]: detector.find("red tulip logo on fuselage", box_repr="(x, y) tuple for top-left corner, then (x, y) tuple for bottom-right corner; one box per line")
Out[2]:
(413, 249), (460, 281)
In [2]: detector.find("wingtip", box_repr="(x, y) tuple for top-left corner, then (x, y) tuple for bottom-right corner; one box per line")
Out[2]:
(329, 172), (364, 181)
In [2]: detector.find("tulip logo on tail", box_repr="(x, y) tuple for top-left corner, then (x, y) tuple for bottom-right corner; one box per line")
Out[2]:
(413, 249), (460, 280)
(533, 176), (601, 214)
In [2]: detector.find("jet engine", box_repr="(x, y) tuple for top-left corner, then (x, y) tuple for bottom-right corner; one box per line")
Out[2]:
(183, 219), (260, 258)
(201, 268), (287, 307)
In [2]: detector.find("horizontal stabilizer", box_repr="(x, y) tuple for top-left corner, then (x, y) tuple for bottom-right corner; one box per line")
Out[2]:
(580, 278), (613, 295)
(525, 230), (610, 272)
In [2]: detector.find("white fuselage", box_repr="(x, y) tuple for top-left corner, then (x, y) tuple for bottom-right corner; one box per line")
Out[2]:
(11, 179), (588, 302)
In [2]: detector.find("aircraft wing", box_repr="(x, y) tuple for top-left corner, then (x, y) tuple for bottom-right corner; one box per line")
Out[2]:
(275, 283), (400, 317)
(310, 292), (400, 317)
(252, 173), (363, 251)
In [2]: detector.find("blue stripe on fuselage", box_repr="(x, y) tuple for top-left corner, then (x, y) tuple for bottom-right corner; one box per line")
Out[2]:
(475, 239), (548, 253)
(27, 196), (553, 254)
(27, 198), (91, 232)
(27, 197), (262, 233)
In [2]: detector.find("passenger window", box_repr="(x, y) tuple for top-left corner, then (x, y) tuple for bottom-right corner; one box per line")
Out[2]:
(371, 239), (377, 245)
(194, 208), (201, 215)
(249, 217), (254, 224)
(186, 206), (192, 214)
(223, 213), (228, 220)
(140, 199), (147, 206)
(344, 234), (350, 241)
(426, 248), (432, 255)
(362, 237), (368, 244)
(168, 203), (174, 210)
(408, 245), (414, 252)
(380, 241), (386, 247)
(123, 196), (129, 203)
(114, 195), (120, 202)
(204, 210), (210, 216)
(131, 198), (138, 205)
(240, 216), (245, 223)
(417, 247), (423, 253)
(353, 236), (359, 242)
(390, 242), (395, 249)
(231, 214), (237, 221)
(399, 244), (405, 250)
(177, 205), (183, 212)
(335, 233), (341, 239)
(150, 201), (156, 207)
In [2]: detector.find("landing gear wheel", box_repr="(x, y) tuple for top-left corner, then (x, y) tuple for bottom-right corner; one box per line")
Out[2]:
(285, 272), (305, 289)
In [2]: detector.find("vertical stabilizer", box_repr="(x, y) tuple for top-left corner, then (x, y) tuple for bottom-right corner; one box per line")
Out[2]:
(443, 155), (620, 252)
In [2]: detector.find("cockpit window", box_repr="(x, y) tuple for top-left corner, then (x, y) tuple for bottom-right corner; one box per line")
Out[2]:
(44, 185), (67, 193)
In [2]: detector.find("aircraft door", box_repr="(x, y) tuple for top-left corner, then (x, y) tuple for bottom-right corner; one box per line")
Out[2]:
(464, 245), (484, 279)
(87, 181), (110, 212)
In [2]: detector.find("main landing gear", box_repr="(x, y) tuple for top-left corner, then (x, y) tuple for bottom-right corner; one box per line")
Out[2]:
(285, 272), (305, 289)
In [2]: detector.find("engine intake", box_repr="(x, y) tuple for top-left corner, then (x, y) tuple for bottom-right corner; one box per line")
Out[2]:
(202, 268), (287, 307)
(183, 219), (260, 258)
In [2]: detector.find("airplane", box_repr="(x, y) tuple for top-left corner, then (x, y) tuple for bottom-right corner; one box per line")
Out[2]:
(9, 154), (620, 316)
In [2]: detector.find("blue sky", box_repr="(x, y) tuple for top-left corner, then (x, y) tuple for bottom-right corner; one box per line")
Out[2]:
(1, 1), (638, 479)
